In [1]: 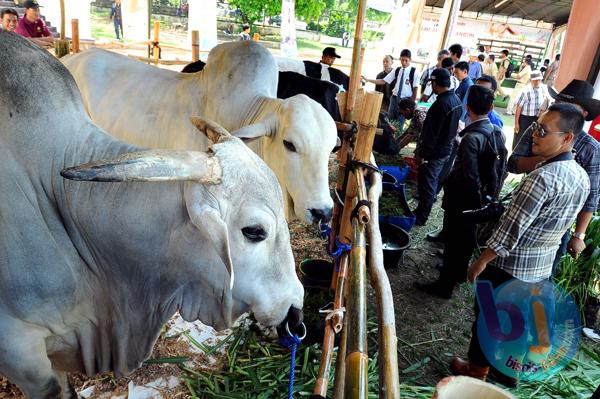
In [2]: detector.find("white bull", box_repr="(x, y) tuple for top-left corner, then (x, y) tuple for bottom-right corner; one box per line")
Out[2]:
(0, 32), (303, 398)
(63, 41), (337, 224)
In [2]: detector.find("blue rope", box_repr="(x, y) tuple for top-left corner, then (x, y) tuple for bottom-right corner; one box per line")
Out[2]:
(329, 237), (352, 259)
(279, 334), (302, 399)
(319, 222), (332, 240)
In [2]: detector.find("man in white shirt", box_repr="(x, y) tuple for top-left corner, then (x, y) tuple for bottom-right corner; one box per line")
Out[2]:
(421, 57), (458, 103)
(364, 48), (421, 128)
(513, 70), (552, 149)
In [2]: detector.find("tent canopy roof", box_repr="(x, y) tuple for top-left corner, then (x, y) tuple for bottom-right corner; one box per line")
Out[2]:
(425, 0), (573, 25)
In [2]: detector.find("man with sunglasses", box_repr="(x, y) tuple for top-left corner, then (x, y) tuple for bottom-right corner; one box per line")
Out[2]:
(509, 80), (600, 271)
(452, 103), (590, 384)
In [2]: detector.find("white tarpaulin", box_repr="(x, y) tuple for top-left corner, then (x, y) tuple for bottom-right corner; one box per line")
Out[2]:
(188, 0), (217, 52)
(367, 0), (396, 13)
(41, 0), (92, 39)
(121, 0), (149, 42)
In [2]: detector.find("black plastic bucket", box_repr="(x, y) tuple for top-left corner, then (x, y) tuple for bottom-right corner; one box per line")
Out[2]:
(381, 171), (398, 191)
(379, 222), (411, 268)
(299, 259), (334, 292)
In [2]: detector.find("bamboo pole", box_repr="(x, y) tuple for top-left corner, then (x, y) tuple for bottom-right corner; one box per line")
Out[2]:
(313, 253), (349, 398)
(54, 0), (70, 58)
(344, 0), (368, 122)
(71, 19), (79, 53)
(344, 197), (368, 399)
(333, 315), (348, 398)
(191, 30), (200, 61)
(367, 167), (400, 398)
(59, 0), (65, 40)
(153, 20), (161, 63)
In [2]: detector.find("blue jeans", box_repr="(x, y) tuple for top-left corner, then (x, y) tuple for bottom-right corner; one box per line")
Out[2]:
(414, 156), (449, 224)
(114, 19), (123, 39)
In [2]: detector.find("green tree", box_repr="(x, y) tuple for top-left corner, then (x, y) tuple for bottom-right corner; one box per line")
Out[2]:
(228, 0), (281, 25)
(296, 0), (334, 21)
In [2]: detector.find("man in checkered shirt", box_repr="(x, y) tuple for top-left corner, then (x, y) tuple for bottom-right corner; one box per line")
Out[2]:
(450, 103), (590, 384)
(512, 70), (552, 150)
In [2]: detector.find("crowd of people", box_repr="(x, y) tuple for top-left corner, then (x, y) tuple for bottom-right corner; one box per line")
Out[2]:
(363, 42), (600, 387)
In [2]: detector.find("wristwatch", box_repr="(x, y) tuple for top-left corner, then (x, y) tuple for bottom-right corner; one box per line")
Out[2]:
(572, 232), (585, 240)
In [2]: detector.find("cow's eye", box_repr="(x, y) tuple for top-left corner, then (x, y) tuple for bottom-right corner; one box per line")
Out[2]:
(283, 140), (297, 153)
(242, 226), (268, 242)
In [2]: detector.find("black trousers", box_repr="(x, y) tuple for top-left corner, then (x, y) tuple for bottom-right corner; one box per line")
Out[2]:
(414, 156), (449, 224)
(438, 208), (478, 287)
(467, 266), (516, 367)
(513, 115), (537, 150)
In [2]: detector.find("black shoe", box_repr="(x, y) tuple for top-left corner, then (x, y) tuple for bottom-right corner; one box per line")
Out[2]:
(435, 262), (443, 270)
(426, 229), (444, 243)
(414, 281), (453, 299)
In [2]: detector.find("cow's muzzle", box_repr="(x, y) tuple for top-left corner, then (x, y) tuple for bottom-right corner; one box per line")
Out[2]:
(309, 208), (333, 224)
(277, 306), (305, 339)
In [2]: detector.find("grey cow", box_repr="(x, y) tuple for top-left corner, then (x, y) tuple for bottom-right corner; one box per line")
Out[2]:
(0, 31), (303, 398)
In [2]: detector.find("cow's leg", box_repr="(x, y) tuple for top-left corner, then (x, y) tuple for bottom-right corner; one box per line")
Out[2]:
(54, 371), (77, 399)
(0, 327), (65, 399)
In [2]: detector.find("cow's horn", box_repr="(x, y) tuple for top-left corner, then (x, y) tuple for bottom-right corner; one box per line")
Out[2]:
(61, 150), (222, 183)
(190, 116), (232, 143)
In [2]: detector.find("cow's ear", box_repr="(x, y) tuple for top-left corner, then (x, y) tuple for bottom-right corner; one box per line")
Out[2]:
(230, 116), (277, 142)
(190, 116), (232, 144)
(184, 184), (234, 290)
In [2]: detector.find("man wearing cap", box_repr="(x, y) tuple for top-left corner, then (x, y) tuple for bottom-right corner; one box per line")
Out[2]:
(303, 47), (349, 91)
(14, 0), (53, 48)
(509, 79), (600, 273)
(513, 70), (551, 149)
(413, 68), (462, 226)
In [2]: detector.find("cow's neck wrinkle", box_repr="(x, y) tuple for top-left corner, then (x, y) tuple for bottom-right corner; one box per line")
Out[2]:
(52, 129), (195, 375)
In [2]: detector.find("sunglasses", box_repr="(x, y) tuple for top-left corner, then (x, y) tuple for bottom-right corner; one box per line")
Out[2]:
(530, 121), (570, 138)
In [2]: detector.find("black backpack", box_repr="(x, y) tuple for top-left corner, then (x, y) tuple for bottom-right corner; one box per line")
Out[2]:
(504, 60), (514, 79)
(475, 125), (509, 200)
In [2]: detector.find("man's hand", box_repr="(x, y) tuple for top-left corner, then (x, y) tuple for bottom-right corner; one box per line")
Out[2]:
(514, 124), (520, 134)
(468, 259), (487, 283)
(568, 236), (586, 259)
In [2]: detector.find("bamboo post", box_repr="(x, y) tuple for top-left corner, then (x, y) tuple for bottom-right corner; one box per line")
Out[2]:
(153, 20), (160, 63)
(59, 0), (65, 41)
(71, 19), (79, 53)
(344, 196), (369, 399)
(344, 0), (368, 122)
(367, 168), (400, 398)
(313, 253), (350, 398)
(191, 30), (200, 61)
(54, 0), (70, 58)
(332, 316), (348, 398)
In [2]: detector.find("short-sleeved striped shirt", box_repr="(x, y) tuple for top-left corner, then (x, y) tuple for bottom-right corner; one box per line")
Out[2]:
(487, 153), (590, 282)
(515, 84), (552, 117)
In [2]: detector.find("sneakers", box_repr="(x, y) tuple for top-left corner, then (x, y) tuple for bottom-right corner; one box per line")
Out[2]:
(414, 280), (453, 299)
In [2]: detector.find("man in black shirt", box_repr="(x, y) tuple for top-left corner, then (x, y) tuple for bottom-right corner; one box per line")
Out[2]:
(416, 85), (507, 298)
(413, 68), (462, 225)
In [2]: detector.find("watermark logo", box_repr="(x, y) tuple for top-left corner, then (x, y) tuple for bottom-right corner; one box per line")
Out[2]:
(476, 279), (580, 381)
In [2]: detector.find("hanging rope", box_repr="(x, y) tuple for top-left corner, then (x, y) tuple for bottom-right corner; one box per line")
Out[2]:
(279, 322), (307, 399)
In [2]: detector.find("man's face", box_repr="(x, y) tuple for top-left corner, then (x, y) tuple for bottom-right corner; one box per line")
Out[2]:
(399, 56), (410, 68)
(446, 66), (455, 76)
(454, 68), (467, 81)
(321, 55), (335, 66)
(382, 56), (392, 71)
(399, 108), (413, 119)
(531, 79), (541, 88)
(531, 111), (572, 158)
(25, 7), (40, 22)
(469, 55), (476, 64)
(1, 13), (17, 32)
(437, 53), (448, 66)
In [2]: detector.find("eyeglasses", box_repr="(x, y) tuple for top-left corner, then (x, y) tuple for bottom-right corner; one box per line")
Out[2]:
(530, 121), (570, 138)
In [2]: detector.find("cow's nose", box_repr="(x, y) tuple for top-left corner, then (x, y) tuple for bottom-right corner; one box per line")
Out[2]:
(309, 208), (333, 224)
(280, 306), (303, 329)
